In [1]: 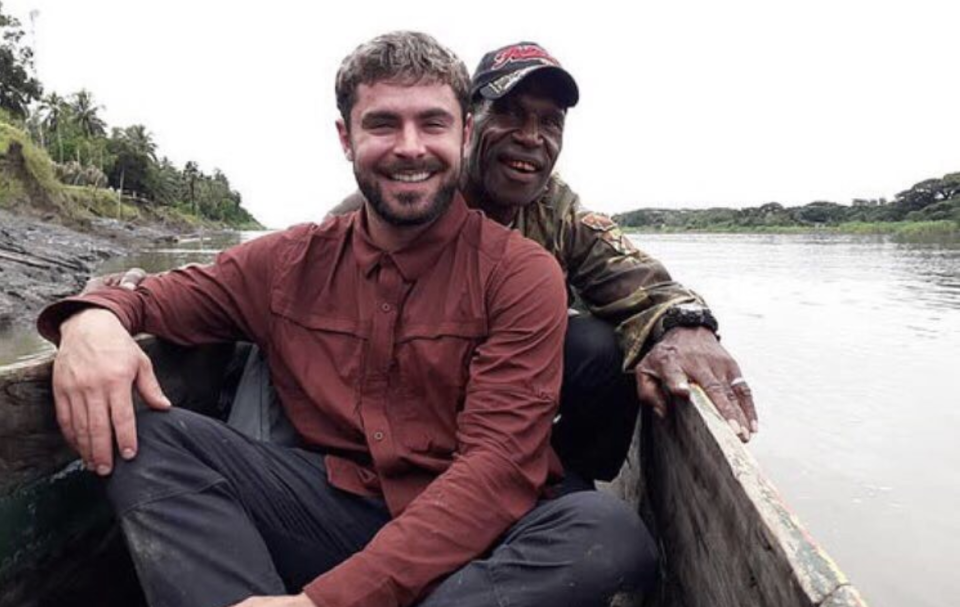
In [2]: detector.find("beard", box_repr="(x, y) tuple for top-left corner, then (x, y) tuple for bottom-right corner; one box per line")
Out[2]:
(357, 158), (461, 227)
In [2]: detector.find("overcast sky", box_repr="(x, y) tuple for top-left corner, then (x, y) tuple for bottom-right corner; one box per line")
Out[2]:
(6, 0), (959, 228)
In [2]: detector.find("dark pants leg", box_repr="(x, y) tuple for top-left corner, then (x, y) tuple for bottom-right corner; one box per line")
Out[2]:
(422, 491), (659, 607)
(105, 408), (390, 607)
(552, 315), (640, 482)
(109, 409), (657, 607)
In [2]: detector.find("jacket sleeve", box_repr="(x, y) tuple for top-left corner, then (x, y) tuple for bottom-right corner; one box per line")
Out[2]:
(303, 239), (567, 607)
(560, 185), (710, 370)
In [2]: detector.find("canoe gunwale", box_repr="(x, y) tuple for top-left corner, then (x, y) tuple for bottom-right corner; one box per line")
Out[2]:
(605, 386), (869, 607)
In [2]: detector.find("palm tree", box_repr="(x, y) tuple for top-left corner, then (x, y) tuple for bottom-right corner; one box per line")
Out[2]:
(39, 92), (67, 161)
(123, 124), (157, 161)
(69, 89), (106, 138)
(184, 161), (200, 215)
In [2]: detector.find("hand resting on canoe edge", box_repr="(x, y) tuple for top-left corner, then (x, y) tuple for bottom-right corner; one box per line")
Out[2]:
(636, 325), (757, 442)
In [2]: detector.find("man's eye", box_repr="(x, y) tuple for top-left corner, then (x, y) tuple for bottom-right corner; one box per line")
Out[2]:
(366, 121), (395, 132)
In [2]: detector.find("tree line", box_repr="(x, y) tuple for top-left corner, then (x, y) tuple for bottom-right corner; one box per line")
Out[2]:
(0, 2), (259, 227)
(614, 173), (960, 232)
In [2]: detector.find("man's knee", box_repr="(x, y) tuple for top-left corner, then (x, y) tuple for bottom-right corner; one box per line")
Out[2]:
(564, 316), (623, 386)
(554, 491), (659, 596)
(107, 408), (224, 514)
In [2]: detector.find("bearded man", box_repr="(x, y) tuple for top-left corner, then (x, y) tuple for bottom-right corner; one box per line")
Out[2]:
(40, 32), (656, 607)
(331, 42), (758, 481)
(88, 41), (758, 485)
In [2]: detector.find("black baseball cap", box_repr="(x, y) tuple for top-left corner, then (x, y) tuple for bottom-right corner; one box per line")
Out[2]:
(470, 42), (579, 108)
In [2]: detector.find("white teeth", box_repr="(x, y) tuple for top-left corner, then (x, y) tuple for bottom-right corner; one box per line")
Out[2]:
(390, 171), (431, 183)
(507, 160), (537, 173)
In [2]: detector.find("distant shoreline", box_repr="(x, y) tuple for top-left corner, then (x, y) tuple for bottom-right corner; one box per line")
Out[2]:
(623, 219), (959, 239)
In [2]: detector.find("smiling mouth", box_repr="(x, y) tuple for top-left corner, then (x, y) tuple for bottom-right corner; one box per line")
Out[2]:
(389, 170), (434, 183)
(502, 158), (541, 174)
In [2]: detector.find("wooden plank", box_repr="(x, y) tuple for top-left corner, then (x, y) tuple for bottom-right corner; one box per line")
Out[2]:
(611, 386), (870, 607)
(0, 338), (235, 493)
(0, 338), (235, 607)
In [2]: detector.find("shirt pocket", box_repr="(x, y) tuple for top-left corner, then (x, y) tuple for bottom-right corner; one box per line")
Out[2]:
(391, 320), (486, 455)
(269, 291), (370, 390)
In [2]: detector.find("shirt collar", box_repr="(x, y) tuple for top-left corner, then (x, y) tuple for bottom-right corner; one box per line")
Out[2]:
(351, 193), (470, 282)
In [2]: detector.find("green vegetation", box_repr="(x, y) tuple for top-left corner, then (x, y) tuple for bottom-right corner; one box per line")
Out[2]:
(0, 3), (41, 120)
(0, 2), (262, 229)
(615, 173), (960, 239)
(1, 119), (211, 228)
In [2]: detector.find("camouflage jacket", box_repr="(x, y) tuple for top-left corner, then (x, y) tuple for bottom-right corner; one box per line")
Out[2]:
(328, 175), (707, 370)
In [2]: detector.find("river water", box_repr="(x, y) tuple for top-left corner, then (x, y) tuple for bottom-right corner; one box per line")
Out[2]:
(2, 230), (958, 606)
(632, 232), (960, 607)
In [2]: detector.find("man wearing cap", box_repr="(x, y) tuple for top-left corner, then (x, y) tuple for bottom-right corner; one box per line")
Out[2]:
(332, 41), (759, 478)
(41, 32), (656, 607)
(89, 41), (758, 482)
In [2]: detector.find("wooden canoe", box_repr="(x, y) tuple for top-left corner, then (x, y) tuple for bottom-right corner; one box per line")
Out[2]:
(0, 339), (869, 607)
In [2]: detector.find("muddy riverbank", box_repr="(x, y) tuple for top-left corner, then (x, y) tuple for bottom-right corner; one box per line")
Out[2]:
(0, 209), (180, 334)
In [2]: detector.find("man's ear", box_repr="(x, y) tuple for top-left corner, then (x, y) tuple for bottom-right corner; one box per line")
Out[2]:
(336, 119), (354, 161)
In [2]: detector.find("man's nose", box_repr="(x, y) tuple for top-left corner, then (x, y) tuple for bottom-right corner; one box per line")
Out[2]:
(394, 123), (427, 157)
(513, 117), (542, 147)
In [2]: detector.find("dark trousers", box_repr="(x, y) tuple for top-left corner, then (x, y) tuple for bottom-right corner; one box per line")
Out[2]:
(107, 408), (658, 607)
(553, 315), (640, 482)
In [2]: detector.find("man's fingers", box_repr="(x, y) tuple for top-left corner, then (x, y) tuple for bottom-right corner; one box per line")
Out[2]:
(136, 355), (172, 411)
(701, 381), (750, 442)
(52, 382), (78, 451)
(636, 370), (668, 418)
(109, 385), (138, 461)
(731, 379), (759, 433)
(85, 394), (115, 475)
(70, 395), (92, 466)
(658, 362), (691, 400)
(120, 268), (147, 290)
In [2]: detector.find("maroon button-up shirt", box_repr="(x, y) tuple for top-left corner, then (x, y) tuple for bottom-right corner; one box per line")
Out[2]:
(38, 195), (567, 607)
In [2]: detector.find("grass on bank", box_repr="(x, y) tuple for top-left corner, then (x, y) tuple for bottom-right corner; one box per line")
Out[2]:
(1, 121), (250, 230)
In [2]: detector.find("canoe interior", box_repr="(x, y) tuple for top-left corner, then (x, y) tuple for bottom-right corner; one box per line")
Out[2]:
(0, 338), (235, 607)
(1, 340), (869, 607)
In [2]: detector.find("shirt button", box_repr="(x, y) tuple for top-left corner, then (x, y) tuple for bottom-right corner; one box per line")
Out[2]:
(373, 431), (385, 441)
(380, 302), (391, 313)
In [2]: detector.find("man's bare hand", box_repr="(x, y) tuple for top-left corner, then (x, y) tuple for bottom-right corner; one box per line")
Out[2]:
(635, 326), (757, 442)
(53, 308), (171, 474)
(81, 267), (147, 295)
(230, 594), (315, 607)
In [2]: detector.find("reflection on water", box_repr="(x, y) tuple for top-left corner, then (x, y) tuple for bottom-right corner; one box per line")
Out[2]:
(628, 232), (960, 607)
(2, 230), (958, 605)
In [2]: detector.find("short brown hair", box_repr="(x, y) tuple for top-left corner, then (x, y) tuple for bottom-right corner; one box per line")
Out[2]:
(335, 31), (470, 127)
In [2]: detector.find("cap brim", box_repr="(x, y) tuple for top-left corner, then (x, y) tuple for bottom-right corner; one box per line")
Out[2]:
(476, 65), (579, 108)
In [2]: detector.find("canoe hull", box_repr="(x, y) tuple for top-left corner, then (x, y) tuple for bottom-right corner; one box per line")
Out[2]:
(1, 341), (869, 607)
(606, 388), (867, 607)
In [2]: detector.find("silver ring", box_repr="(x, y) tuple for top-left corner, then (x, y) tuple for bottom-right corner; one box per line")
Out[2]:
(730, 377), (748, 388)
